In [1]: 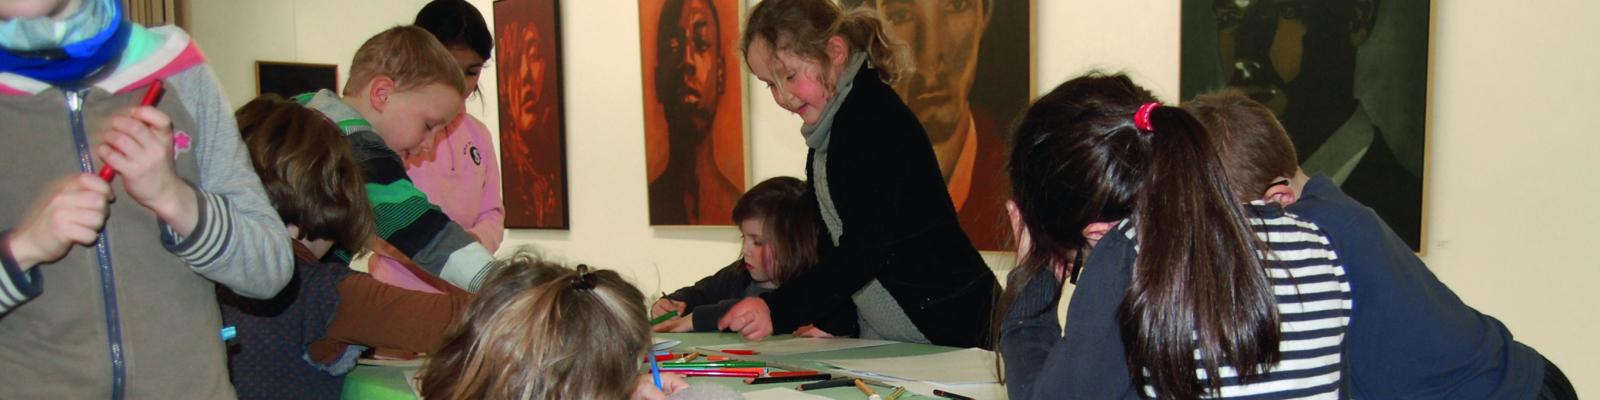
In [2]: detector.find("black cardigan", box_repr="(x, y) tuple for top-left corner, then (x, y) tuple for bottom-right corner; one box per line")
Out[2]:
(666, 260), (858, 337)
(758, 66), (1000, 348)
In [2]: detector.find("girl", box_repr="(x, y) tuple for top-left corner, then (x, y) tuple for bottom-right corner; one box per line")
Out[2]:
(418, 254), (688, 400)
(718, 0), (999, 348)
(998, 74), (1350, 399)
(650, 176), (855, 337)
(407, 0), (505, 252)
(223, 96), (472, 400)
(0, 0), (292, 397)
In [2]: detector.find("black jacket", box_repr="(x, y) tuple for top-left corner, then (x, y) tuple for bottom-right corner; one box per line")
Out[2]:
(666, 260), (857, 336)
(759, 66), (1000, 348)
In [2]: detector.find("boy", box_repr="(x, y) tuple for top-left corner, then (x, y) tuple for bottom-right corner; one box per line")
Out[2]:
(1183, 90), (1574, 399)
(0, 0), (292, 397)
(294, 26), (495, 291)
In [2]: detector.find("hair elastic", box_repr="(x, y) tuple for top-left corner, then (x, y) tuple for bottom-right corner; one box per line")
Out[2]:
(1134, 102), (1161, 132)
(571, 264), (597, 290)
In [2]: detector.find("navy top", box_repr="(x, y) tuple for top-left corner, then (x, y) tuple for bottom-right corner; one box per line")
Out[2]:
(1289, 175), (1543, 399)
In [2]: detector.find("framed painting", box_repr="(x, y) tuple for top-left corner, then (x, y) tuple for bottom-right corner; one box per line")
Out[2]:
(255, 61), (337, 99)
(640, 0), (746, 226)
(838, 0), (1034, 251)
(495, 0), (570, 229)
(1181, 0), (1430, 250)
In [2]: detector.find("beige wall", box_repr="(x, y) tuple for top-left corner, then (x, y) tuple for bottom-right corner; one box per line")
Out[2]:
(190, 0), (1598, 394)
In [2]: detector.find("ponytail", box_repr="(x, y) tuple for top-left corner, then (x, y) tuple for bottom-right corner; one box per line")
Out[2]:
(1120, 106), (1280, 399)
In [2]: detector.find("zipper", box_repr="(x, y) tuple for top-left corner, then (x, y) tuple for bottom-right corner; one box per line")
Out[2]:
(66, 89), (127, 400)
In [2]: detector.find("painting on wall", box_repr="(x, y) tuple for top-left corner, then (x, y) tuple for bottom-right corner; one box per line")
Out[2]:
(256, 61), (337, 99)
(495, 0), (570, 229)
(837, 0), (1034, 251)
(1181, 0), (1430, 250)
(640, 0), (746, 226)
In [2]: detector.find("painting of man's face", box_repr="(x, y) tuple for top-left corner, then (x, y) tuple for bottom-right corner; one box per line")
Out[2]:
(840, 0), (1031, 252)
(880, 0), (988, 144)
(495, 0), (568, 229)
(641, 0), (744, 226)
(1185, 0), (1429, 250)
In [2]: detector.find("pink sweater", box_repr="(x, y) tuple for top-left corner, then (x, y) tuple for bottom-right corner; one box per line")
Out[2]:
(405, 113), (505, 251)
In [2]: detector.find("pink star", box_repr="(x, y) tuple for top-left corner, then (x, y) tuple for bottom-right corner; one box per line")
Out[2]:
(173, 131), (192, 157)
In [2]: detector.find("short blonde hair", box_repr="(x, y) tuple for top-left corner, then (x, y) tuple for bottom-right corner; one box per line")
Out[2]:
(343, 25), (468, 97)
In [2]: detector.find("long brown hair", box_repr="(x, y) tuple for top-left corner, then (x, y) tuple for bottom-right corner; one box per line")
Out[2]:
(1181, 89), (1299, 201)
(418, 252), (649, 400)
(731, 176), (819, 284)
(740, 0), (909, 88)
(1001, 74), (1279, 399)
(235, 95), (374, 254)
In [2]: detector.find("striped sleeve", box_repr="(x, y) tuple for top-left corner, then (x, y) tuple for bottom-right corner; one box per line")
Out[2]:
(354, 135), (493, 291)
(0, 230), (44, 314)
(163, 190), (233, 267)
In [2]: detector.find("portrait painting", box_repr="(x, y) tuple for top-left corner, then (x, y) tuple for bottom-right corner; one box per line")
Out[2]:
(838, 0), (1033, 251)
(256, 61), (337, 99)
(1182, 0), (1430, 250)
(641, 0), (746, 226)
(495, 0), (570, 229)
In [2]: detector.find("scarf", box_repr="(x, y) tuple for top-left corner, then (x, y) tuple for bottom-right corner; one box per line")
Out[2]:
(0, 0), (129, 86)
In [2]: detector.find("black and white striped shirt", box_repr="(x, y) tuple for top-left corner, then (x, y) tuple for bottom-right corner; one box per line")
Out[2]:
(1128, 201), (1352, 399)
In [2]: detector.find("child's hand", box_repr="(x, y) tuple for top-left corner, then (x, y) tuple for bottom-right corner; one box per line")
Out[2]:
(630, 372), (689, 400)
(651, 316), (694, 333)
(718, 297), (773, 341)
(652, 298), (687, 317)
(5, 174), (113, 268)
(97, 106), (199, 235)
(793, 324), (834, 338)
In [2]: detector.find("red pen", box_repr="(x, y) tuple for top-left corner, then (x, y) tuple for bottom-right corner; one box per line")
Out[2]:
(722, 349), (759, 355)
(99, 80), (165, 181)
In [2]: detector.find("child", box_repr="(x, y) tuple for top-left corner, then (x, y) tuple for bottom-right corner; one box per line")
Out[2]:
(418, 253), (689, 399)
(407, 0), (505, 252)
(0, 0), (292, 397)
(221, 96), (473, 399)
(1186, 90), (1576, 399)
(717, 0), (1000, 349)
(293, 25), (498, 291)
(998, 74), (1350, 399)
(650, 176), (855, 337)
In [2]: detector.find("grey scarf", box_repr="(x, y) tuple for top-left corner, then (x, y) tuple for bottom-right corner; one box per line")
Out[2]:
(805, 52), (867, 245)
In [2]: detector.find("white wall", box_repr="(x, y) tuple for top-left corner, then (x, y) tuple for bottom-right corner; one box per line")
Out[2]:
(190, 0), (1599, 394)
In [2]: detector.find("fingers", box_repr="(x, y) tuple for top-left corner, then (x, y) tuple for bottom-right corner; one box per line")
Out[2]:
(661, 373), (690, 393)
(129, 106), (173, 134)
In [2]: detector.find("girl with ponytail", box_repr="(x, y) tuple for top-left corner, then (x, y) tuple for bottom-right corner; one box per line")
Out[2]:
(998, 74), (1350, 400)
(717, 0), (999, 348)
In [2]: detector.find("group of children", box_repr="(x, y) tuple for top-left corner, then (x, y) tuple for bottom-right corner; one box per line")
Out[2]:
(0, 0), (1579, 398)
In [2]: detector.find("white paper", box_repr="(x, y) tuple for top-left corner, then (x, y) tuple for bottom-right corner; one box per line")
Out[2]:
(819, 347), (1000, 385)
(402, 368), (424, 399)
(739, 387), (836, 400)
(653, 336), (683, 351)
(697, 337), (896, 356)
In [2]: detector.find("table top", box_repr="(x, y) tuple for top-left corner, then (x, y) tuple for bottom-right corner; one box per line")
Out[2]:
(341, 332), (1005, 399)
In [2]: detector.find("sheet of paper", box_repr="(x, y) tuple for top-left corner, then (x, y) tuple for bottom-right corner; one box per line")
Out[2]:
(820, 347), (1000, 385)
(739, 387), (835, 400)
(697, 337), (897, 356)
(653, 336), (682, 351)
(402, 368), (423, 399)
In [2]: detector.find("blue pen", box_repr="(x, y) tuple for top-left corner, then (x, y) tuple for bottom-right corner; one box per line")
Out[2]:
(649, 351), (664, 390)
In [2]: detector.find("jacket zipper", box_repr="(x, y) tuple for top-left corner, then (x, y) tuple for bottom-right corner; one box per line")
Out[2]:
(66, 89), (127, 400)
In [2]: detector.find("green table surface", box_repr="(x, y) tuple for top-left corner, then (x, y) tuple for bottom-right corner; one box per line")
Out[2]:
(342, 332), (999, 399)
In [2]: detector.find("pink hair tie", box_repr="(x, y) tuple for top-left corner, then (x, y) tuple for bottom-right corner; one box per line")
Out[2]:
(1133, 102), (1160, 132)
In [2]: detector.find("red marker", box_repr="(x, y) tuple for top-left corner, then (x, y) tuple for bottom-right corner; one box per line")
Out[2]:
(99, 80), (165, 181)
(722, 349), (759, 355)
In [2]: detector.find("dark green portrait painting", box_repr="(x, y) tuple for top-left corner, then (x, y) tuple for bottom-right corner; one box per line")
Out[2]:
(1182, 0), (1430, 250)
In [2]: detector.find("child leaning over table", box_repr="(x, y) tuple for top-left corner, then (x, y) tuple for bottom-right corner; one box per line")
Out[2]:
(221, 96), (472, 400)
(652, 177), (856, 337)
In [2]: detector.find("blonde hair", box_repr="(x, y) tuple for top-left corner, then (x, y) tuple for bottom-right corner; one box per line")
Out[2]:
(343, 25), (469, 97)
(741, 0), (909, 90)
(418, 252), (649, 400)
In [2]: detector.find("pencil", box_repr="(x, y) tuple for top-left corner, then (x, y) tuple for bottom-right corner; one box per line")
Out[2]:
(933, 389), (976, 400)
(650, 310), (678, 325)
(854, 379), (880, 400)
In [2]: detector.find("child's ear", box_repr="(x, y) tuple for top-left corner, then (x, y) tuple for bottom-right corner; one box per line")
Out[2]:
(1081, 221), (1116, 247)
(1263, 176), (1300, 206)
(825, 35), (848, 66)
(366, 76), (397, 113)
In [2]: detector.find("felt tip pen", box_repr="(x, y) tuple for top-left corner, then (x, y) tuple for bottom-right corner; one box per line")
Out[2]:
(659, 361), (766, 368)
(933, 389), (976, 400)
(744, 373), (830, 385)
(666, 370), (761, 378)
(796, 377), (856, 391)
(659, 367), (767, 374)
(649, 351), (663, 390)
(720, 349), (758, 355)
(100, 80), (164, 182)
(650, 310), (678, 325)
